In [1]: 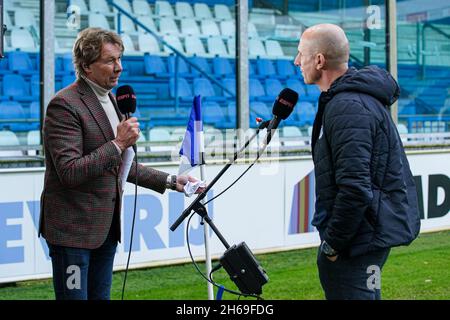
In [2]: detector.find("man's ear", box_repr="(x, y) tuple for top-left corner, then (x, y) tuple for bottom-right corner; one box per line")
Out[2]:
(316, 53), (325, 70)
(83, 63), (91, 75)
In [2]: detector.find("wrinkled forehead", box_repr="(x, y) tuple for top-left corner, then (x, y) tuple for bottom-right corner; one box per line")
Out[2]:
(100, 42), (123, 59)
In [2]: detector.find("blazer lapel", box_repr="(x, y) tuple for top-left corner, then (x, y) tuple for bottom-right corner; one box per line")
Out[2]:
(78, 78), (116, 142)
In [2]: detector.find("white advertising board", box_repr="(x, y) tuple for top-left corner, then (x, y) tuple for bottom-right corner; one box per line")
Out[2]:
(0, 151), (449, 283)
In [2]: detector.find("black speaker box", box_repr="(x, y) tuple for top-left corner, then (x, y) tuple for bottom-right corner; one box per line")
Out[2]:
(219, 242), (269, 295)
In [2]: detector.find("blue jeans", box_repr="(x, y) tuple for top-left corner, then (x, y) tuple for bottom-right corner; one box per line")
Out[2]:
(317, 247), (391, 300)
(47, 230), (118, 300)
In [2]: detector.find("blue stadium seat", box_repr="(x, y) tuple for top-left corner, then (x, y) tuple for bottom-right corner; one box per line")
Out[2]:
(184, 36), (206, 56)
(189, 56), (211, 77)
(249, 78), (265, 100)
(144, 55), (169, 77)
(138, 33), (161, 54)
(306, 85), (321, 101)
(222, 78), (236, 97)
(200, 19), (221, 37)
(203, 101), (225, 126)
(88, 13), (110, 29)
(8, 51), (34, 74)
(3, 74), (32, 101)
(265, 40), (285, 58)
(398, 99), (416, 115)
(0, 57), (10, 75)
(214, 4), (232, 20)
(10, 28), (37, 52)
(175, 1), (194, 18)
(213, 57), (233, 78)
(227, 101), (265, 128)
(296, 101), (316, 126)
(62, 74), (76, 88)
(29, 101), (40, 118)
(62, 53), (75, 74)
(169, 77), (192, 98)
(286, 78), (306, 97)
(122, 59), (145, 76)
(399, 65), (419, 79)
(0, 130), (22, 157)
(27, 130), (41, 147)
(248, 60), (256, 77)
(193, 78), (225, 102)
(55, 56), (65, 76)
(28, 101), (40, 130)
(264, 78), (283, 99)
(226, 101), (236, 123)
(207, 37), (229, 57)
(193, 78), (214, 97)
(276, 60), (296, 78)
(162, 35), (185, 55)
(256, 59), (276, 78)
(167, 55), (191, 77)
(0, 100), (32, 131)
(133, 106), (142, 118)
(31, 54), (40, 71)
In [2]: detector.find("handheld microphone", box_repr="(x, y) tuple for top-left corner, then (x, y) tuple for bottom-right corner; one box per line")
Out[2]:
(116, 85), (137, 119)
(265, 88), (299, 143)
(116, 85), (138, 153)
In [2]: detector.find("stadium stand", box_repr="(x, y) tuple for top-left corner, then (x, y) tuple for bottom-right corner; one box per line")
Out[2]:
(0, 0), (449, 143)
(0, 130), (22, 157)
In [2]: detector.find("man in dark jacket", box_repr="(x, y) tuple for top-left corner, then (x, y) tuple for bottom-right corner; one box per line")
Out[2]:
(294, 24), (420, 299)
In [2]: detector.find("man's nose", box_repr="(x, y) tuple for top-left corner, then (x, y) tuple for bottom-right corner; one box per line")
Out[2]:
(115, 60), (123, 73)
(294, 54), (301, 67)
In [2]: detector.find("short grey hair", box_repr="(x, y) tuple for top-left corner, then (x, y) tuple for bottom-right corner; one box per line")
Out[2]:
(72, 27), (124, 78)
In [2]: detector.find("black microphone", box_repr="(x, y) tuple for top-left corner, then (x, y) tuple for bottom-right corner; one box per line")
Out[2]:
(265, 88), (299, 144)
(116, 85), (137, 119)
(116, 85), (138, 153)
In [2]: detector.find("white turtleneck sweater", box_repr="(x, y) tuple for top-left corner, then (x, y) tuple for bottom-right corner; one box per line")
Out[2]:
(82, 76), (122, 153)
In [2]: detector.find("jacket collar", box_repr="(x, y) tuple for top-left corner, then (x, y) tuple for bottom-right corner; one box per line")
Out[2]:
(76, 78), (123, 142)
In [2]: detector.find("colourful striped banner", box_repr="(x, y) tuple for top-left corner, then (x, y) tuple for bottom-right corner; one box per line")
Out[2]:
(289, 170), (316, 234)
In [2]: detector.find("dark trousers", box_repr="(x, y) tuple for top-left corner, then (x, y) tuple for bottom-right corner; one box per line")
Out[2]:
(317, 247), (391, 300)
(47, 230), (118, 300)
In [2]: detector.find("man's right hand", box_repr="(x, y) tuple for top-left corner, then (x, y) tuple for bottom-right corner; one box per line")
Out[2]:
(113, 117), (140, 151)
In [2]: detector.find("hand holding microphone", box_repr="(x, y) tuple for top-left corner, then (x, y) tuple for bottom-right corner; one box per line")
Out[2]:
(114, 117), (140, 152)
(115, 85), (138, 153)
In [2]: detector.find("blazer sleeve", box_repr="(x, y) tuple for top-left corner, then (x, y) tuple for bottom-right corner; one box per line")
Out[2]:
(44, 96), (123, 188)
(127, 161), (169, 194)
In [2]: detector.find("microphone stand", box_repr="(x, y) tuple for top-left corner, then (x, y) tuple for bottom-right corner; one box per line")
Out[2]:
(170, 120), (276, 295)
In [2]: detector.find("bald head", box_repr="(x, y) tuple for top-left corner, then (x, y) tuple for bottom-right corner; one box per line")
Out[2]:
(300, 24), (349, 69)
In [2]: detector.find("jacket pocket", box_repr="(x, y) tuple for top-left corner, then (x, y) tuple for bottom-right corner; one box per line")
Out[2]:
(365, 188), (380, 229)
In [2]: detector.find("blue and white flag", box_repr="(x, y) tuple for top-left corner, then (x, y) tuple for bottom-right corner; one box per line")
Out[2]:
(179, 95), (205, 175)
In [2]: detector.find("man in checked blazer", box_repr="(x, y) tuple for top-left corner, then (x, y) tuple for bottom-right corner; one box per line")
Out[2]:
(39, 28), (203, 300)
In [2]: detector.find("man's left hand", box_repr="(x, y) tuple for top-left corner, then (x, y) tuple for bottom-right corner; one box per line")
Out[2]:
(175, 175), (206, 194)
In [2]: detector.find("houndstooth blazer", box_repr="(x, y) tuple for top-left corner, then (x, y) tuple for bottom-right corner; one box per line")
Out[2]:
(39, 78), (169, 249)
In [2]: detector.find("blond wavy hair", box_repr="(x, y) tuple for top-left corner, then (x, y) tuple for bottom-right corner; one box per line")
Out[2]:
(72, 27), (124, 78)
